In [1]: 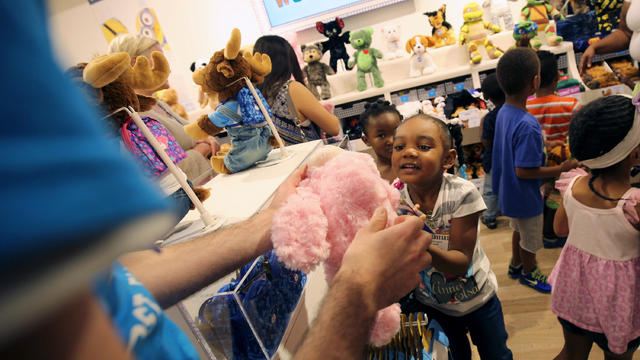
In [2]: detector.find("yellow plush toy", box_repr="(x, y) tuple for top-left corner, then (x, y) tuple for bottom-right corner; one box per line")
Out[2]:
(459, 2), (503, 64)
(154, 88), (188, 120)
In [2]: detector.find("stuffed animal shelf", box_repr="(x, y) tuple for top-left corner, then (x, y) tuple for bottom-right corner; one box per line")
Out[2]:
(317, 17), (352, 73)
(70, 52), (210, 205)
(521, 0), (564, 48)
(184, 28), (280, 175)
(423, 5), (457, 48)
(271, 147), (402, 347)
(460, 2), (503, 65)
(406, 35), (437, 77)
(381, 24), (404, 59)
(301, 43), (334, 100)
(348, 27), (384, 92)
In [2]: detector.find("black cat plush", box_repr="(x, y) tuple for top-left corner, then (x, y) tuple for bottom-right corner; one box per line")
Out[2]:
(316, 17), (352, 73)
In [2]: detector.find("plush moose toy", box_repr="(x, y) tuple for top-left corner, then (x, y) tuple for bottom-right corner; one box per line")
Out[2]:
(68, 52), (210, 206)
(271, 147), (402, 346)
(184, 28), (278, 175)
(317, 17), (352, 73)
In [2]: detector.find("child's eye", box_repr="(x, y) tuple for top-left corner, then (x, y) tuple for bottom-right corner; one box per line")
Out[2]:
(418, 145), (431, 151)
(377, 134), (386, 139)
(394, 145), (404, 151)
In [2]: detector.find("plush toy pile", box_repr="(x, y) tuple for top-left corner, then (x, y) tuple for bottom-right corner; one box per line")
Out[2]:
(271, 147), (402, 346)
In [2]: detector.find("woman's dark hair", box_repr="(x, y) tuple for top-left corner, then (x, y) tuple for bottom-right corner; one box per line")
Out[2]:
(358, 100), (402, 135)
(569, 95), (636, 201)
(253, 35), (305, 106)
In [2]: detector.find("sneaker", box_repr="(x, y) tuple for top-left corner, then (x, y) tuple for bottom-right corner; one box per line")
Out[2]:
(481, 217), (497, 229)
(508, 263), (522, 279)
(543, 236), (567, 249)
(519, 266), (552, 293)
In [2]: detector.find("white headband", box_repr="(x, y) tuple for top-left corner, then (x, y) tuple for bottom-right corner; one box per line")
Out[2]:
(581, 95), (640, 169)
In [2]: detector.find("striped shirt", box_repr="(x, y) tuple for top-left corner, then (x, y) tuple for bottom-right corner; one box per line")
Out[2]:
(526, 95), (580, 142)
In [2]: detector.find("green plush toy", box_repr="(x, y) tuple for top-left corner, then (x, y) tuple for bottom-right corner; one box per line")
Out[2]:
(348, 28), (384, 92)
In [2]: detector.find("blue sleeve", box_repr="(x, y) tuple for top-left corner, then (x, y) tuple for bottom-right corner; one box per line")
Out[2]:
(481, 110), (497, 141)
(210, 101), (240, 127)
(513, 126), (544, 168)
(0, 1), (170, 269)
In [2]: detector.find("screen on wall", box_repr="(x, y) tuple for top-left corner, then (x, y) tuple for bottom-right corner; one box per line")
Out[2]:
(253, 0), (407, 32)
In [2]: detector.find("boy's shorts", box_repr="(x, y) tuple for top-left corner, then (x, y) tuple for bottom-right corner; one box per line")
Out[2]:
(509, 214), (543, 253)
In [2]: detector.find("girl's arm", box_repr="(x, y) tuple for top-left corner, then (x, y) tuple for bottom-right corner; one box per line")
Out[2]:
(427, 212), (478, 275)
(289, 81), (341, 136)
(553, 200), (569, 237)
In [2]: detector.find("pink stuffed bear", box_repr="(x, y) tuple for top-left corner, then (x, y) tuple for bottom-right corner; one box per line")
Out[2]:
(271, 147), (402, 346)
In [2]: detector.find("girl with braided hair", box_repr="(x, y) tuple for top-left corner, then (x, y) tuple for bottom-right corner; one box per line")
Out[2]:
(550, 94), (640, 359)
(359, 100), (402, 183)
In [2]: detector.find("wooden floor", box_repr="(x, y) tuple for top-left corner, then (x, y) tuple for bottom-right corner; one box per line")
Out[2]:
(474, 217), (640, 360)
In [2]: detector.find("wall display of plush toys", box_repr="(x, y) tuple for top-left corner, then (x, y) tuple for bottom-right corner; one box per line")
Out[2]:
(521, 0), (564, 47)
(185, 28), (280, 175)
(301, 43), (335, 100)
(423, 5), (457, 48)
(348, 27), (385, 91)
(460, 2), (504, 64)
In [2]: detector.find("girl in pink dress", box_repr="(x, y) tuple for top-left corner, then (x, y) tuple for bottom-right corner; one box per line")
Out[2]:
(550, 94), (640, 359)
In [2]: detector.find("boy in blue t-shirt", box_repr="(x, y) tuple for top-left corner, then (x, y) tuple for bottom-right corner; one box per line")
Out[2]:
(492, 48), (579, 293)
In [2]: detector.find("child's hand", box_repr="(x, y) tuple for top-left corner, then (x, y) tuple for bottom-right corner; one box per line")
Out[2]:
(560, 158), (580, 172)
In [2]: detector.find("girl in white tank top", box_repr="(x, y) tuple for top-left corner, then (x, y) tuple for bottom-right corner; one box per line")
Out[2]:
(549, 94), (640, 358)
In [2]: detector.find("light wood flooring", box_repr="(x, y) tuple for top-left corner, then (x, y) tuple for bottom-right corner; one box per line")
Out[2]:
(474, 217), (640, 360)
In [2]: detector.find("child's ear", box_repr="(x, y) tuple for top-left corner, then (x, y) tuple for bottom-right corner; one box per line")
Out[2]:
(532, 74), (541, 93)
(361, 133), (371, 146)
(442, 148), (457, 170)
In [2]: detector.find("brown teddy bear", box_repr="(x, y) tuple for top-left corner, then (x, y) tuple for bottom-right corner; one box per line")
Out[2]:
(184, 28), (278, 174)
(154, 88), (189, 120)
(301, 43), (334, 100)
(67, 51), (210, 206)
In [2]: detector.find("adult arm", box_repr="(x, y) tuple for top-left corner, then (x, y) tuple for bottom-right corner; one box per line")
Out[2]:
(289, 81), (341, 136)
(427, 212), (479, 275)
(120, 165), (306, 308)
(553, 199), (569, 237)
(515, 159), (579, 179)
(293, 208), (432, 360)
(580, 3), (632, 73)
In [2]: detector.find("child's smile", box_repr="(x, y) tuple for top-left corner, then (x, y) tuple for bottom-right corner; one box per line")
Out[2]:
(392, 117), (455, 186)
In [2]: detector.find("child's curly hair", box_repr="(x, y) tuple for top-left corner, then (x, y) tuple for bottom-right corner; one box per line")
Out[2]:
(569, 95), (636, 201)
(358, 100), (402, 135)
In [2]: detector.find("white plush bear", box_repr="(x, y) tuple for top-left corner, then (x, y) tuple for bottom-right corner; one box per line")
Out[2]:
(380, 24), (404, 60)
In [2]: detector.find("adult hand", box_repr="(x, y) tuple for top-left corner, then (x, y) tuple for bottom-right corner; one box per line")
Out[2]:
(560, 158), (580, 172)
(580, 45), (596, 74)
(336, 208), (432, 310)
(267, 164), (307, 211)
